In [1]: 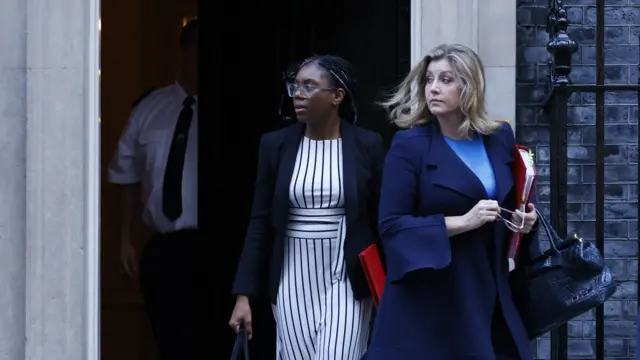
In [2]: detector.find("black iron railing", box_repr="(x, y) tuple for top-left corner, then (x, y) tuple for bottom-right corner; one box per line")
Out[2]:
(542, 1), (640, 359)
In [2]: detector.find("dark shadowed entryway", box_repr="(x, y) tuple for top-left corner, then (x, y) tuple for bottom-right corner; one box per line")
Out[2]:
(207, 1), (409, 357)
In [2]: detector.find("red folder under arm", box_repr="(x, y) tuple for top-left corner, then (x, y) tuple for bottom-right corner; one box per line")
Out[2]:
(509, 144), (537, 263)
(359, 244), (386, 308)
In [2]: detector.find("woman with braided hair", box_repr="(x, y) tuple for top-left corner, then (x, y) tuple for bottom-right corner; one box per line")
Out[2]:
(229, 54), (386, 360)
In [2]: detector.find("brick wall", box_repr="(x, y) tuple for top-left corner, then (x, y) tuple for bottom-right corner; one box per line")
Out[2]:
(516, 0), (639, 359)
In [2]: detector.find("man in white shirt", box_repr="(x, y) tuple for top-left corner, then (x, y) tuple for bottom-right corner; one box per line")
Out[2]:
(108, 19), (198, 359)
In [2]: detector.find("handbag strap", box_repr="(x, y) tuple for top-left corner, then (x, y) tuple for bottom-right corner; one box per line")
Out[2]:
(243, 331), (250, 360)
(230, 328), (250, 360)
(534, 208), (560, 253)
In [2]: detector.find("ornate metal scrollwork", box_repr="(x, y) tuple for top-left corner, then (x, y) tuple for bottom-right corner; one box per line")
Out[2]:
(546, 0), (578, 86)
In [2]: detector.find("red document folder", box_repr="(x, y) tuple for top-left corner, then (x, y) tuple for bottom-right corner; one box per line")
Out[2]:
(359, 244), (385, 308)
(508, 144), (537, 264)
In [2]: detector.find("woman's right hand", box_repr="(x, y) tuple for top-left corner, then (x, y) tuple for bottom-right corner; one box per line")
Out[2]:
(464, 199), (500, 231)
(229, 295), (253, 339)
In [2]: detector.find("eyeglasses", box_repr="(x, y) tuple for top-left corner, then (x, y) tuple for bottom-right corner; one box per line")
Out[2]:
(286, 83), (336, 98)
(497, 207), (526, 233)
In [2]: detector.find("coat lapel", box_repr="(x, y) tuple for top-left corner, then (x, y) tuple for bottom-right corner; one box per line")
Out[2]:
(340, 121), (359, 225)
(425, 122), (514, 205)
(273, 123), (304, 231)
(426, 123), (488, 201)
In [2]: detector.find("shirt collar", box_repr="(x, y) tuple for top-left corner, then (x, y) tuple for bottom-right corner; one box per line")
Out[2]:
(175, 81), (198, 101)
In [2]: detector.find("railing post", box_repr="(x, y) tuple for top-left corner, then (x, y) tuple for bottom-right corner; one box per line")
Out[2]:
(540, 3), (640, 360)
(546, 3), (577, 86)
(545, 2), (577, 360)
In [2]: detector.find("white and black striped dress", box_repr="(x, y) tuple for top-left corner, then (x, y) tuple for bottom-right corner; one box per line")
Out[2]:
(273, 136), (373, 360)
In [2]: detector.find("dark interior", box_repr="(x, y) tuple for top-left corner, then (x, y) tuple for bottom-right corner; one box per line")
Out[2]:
(206, 0), (409, 357)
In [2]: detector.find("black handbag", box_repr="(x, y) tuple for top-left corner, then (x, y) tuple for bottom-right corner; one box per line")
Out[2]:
(509, 209), (618, 339)
(230, 325), (250, 360)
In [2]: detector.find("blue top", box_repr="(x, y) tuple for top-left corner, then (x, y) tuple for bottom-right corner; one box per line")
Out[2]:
(444, 134), (497, 199)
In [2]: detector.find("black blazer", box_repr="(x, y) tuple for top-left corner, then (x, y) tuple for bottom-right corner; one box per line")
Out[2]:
(232, 120), (386, 303)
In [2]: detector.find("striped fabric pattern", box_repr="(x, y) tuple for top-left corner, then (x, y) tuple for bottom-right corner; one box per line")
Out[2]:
(273, 136), (373, 360)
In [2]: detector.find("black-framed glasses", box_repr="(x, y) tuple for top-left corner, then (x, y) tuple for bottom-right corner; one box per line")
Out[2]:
(286, 83), (336, 98)
(497, 207), (526, 233)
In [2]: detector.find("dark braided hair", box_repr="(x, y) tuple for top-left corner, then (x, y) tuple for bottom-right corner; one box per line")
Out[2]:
(286, 55), (359, 123)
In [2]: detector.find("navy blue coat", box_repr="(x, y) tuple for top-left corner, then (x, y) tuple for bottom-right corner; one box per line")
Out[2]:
(366, 121), (540, 360)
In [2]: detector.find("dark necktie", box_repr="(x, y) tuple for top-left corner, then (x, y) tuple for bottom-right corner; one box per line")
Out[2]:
(162, 96), (195, 221)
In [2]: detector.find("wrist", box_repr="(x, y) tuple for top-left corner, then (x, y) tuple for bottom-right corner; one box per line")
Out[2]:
(530, 218), (540, 231)
(237, 295), (250, 304)
(446, 214), (473, 237)
(459, 213), (474, 232)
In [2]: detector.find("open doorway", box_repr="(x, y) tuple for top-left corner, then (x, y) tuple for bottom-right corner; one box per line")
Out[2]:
(210, 0), (410, 357)
(99, 0), (408, 357)
(99, 0), (196, 359)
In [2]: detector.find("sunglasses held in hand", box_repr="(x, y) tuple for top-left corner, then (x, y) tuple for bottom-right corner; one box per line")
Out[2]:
(497, 207), (527, 233)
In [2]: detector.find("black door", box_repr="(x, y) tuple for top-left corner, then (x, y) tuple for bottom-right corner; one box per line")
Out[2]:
(205, 1), (409, 358)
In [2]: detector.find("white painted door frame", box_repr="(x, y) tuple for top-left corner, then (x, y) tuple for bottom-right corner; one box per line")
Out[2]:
(410, 0), (423, 67)
(84, 0), (101, 358)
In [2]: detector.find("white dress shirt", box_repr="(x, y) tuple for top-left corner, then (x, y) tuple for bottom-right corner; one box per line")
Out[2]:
(108, 83), (198, 234)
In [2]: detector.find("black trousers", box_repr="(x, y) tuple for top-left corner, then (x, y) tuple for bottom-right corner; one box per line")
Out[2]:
(140, 230), (194, 360)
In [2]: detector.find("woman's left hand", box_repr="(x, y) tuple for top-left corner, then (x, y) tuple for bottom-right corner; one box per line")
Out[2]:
(513, 203), (538, 234)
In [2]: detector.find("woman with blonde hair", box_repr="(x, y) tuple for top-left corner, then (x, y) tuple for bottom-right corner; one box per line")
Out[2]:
(366, 44), (540, 360)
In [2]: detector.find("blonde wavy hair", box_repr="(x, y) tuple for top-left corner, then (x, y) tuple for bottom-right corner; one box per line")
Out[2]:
(380, 43), (502, 138)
